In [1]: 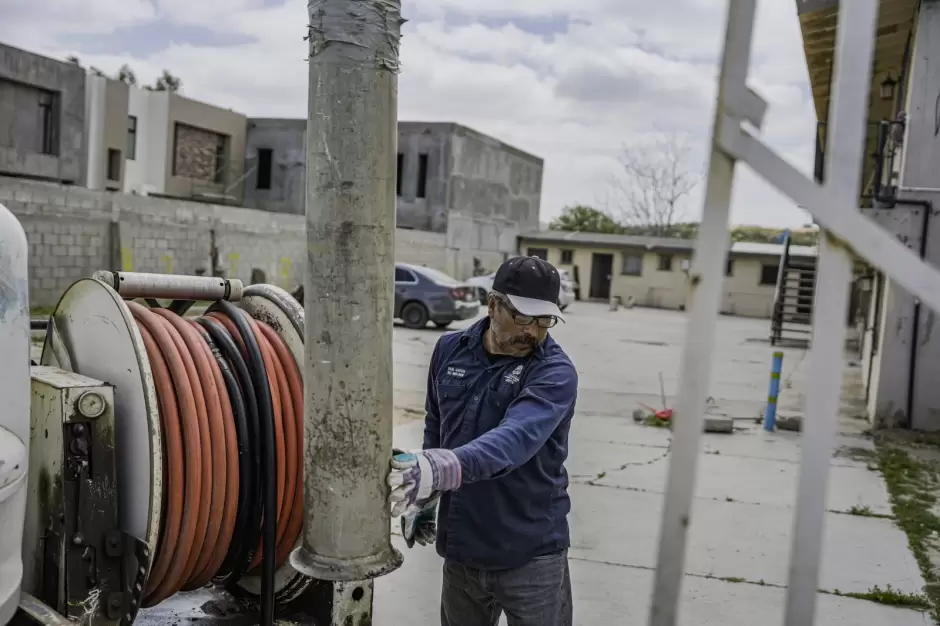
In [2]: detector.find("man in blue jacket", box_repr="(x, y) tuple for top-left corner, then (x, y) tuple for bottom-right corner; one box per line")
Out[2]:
(388, 255), (578, 626)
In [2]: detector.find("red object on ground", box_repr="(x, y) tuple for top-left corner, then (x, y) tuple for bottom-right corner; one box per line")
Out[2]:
(655, 409), (673, 421)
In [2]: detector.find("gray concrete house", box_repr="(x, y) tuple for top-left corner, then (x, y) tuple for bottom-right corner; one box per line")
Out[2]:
(124, 87), (248, 205)
(0, 43), (86, 184)
(84, 73), (130, 192)
(243, 120), (544, 233)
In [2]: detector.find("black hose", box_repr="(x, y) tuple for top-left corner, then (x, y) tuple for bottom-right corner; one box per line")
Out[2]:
(212, 301), (277, 626)
(195, 318), (257, 583)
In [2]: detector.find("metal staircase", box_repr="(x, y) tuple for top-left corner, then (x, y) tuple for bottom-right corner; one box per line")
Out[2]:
(770, 234), (817, 346)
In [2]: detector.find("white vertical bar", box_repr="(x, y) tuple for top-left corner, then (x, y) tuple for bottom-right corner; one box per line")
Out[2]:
(784, 1), (877, 624)
(647, 1), (757, 624)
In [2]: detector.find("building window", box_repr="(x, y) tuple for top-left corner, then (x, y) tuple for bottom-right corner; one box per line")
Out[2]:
(417, 153), (429, 198)
(527, 248), (548, 260)
(622, 253), (642, 276)
(658, 254), (673, 271)
(106, 149), (121, 181)
(172, 123), (228, 182)
(560, 249), (574, 264)
(126, 116), (137, 160)
(726, 259), (734, 277)
(38, 91), (56, 155)
(396, 153), (404, 196)
(256, 148), (273, 190)
(214, 134), (227, 183)
(760, 264), (779, 285)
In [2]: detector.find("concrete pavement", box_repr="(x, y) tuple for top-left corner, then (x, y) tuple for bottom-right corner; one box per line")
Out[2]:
(378, 303), (930, 624)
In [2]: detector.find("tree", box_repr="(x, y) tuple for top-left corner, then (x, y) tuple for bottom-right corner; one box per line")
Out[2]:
(153, 70), (182, 92)
(610, 133), (700, 237)
(730, 226), (819, 246)
(549, 205), (624, 233)
(117, 64), (138, 86)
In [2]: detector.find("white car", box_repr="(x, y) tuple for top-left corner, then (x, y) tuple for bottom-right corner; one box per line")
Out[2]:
(466, 269), (577, 312)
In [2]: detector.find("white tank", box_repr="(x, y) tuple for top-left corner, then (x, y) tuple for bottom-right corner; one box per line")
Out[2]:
(0, 202), (30, 626)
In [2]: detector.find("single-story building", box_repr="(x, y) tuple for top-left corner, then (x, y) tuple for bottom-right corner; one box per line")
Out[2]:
(518, 231), (817, 319)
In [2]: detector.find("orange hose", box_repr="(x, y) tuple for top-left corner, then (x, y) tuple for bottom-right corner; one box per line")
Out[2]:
(131, 302), (303, 607)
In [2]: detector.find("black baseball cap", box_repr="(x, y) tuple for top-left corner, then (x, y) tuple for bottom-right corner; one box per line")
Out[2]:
(492, 256), (565, 321)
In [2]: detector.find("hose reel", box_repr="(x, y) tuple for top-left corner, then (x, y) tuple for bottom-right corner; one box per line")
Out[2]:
(25, 273), (310, 624)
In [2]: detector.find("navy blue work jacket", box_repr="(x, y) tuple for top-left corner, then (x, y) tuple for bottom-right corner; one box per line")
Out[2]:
(423, 317), (578, 570)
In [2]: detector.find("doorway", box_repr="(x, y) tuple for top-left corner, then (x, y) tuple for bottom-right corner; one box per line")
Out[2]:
(589, 253), (613, 300)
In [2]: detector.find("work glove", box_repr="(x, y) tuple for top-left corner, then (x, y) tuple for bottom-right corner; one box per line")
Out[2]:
(387, 447), (461, 518)
(402, 498), (438, 548)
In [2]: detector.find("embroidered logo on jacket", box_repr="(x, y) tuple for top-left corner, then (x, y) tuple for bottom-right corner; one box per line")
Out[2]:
(504, 364), (524, 384)
(446, 366), (466, 378)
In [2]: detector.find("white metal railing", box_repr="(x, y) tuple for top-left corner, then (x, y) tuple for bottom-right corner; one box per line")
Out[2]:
(648, 1), (940, 625)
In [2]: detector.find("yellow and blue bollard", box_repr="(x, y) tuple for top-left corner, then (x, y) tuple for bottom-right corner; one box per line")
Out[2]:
(764, 351), (784, 432)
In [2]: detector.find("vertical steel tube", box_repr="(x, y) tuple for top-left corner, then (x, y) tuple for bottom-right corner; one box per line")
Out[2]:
(0, 203), (31, 626)
(764, 351), (784, 432)
(291, 0), (404, 588)
(646, 2), (757, 625)
(784, 2), (877, 624)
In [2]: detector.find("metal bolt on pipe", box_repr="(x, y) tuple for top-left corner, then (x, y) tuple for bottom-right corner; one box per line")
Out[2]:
(290, 0), (405, 598)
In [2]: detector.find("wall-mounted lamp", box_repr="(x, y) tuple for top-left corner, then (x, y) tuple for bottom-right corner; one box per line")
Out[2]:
(880, 75), (897, 101)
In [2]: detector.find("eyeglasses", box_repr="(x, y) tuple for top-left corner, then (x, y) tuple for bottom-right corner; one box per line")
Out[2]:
(496, 298), (558, 328)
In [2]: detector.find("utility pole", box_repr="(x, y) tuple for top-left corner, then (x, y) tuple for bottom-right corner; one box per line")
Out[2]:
(290, 0), (404, 623)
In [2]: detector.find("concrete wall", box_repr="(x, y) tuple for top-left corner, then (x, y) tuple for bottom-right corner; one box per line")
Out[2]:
(0, 175), (500, 309)
(448, 125), (543, 234)
(84, 74), (104, 190)
(242, 118), (306, 215)
(0, 44), (85, 184)
(528, 243), (694, 310)
(164, 93), (247, 203)
(723, 254), (789, 319)
(446, 212), (518, 279)
(860, 208), (925, 427)
(85, 75), (129, 191)
(863, 0), (940, 430)
(102, 79), (129, 190)
(397, 122), (453, 231)
(520, 238), (807, 318)
(125, 88), (170, 195)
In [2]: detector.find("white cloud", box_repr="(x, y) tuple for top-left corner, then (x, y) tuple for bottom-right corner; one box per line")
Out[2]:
(0, 0), (156, 49)
(2, 0), (817, 228)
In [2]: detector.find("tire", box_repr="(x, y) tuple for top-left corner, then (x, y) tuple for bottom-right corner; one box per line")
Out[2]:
(401, 302), (430, 329)
(434, 322), (451, 330)
(477, 288), (488, 305)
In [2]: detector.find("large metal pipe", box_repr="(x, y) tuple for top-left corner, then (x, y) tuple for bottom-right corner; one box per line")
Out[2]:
(0, 203), (32, 626)
(291, 0), (403, 589)
(92, 271), (244, 301)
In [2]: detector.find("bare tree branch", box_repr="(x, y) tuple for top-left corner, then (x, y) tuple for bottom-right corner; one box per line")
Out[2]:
(610, 133), (699, 237)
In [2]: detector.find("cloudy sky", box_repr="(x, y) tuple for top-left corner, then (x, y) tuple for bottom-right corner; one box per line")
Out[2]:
(2, 0), (817, 228)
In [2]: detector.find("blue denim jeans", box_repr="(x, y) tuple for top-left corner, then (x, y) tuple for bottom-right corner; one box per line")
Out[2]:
(440, 550), (573, 626)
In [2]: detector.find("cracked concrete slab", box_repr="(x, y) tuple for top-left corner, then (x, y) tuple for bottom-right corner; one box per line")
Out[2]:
(384, 304), (928, 622)
(376, 535), (929, 625)
(568, 481), (923, 595)
(584, 438), (892, 514)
